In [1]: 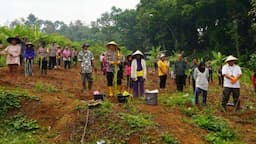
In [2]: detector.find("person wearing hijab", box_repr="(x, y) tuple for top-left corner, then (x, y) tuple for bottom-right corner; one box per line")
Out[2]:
(131, 50), (147, 97)
(158, 54), (168, 89)
(193, 62), (209, 106)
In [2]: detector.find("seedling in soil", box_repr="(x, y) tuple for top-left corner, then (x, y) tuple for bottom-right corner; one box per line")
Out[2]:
(160, 132), (179, 144)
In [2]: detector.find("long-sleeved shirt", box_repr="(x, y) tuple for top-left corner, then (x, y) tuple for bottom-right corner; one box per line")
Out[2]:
(24, 47), (35, 59)
(49, 46), (57, 57)
(193, 68), (209, 91)
(131, 58), (147, 80)
(37, 47), (48, 59)
(62, 49), (72, 61)
(4, 45), (21, 65)
(174, 60), (187, 76)
(158, 60), (168, 76)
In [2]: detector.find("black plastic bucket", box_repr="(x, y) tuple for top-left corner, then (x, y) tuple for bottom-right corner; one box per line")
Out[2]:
(145, 92), (158, 105)
(117, 94), (129, 103)
(94, 94), (104, 101)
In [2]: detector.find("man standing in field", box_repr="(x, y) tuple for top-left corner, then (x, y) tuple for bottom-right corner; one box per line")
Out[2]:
(221, 55), (242, 111)
(78, 43), (96, 92)
(174, 54), (187, 92)
(48, 42), (57, 69)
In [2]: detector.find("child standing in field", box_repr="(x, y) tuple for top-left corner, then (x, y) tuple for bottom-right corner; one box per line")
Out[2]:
(193, 62), (209, 106)
(24, 42), (35, 77)
(125, 55), (132, 89)
(252, 69), (256, 93)
(37, 42), (48, 75)
(131, 50), (147, 97)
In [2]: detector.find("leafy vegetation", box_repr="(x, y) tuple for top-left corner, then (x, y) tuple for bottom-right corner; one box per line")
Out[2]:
(159, 93), (193, 106)
(34, 81), (58, 93)
(161, 132), (180, 144)
(120, 113), (154, 130)
(5, 114), (40, 131)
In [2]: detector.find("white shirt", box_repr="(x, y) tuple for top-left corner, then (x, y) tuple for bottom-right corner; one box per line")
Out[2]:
(222, 64), (242, 88)
(193, 68), (209, 91)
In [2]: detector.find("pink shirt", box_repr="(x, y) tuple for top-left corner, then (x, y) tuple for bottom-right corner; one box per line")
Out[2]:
(125, 65), (131, 76)
(4, 45), (21, 65)
(62, 49), (71, 61)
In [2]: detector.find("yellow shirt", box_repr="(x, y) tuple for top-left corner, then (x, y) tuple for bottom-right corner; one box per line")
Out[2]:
(158, 60), (168, 76)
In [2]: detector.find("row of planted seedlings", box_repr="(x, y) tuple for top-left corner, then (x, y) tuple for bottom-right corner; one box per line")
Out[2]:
(158, 91), (242, 144)
(72, 96), (180, 144)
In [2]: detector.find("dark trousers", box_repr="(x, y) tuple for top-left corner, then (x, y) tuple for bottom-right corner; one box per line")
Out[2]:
(192, 79), (196, 93)
(133, 77), (144, 97)
(222, 87), (240, 110)
(106, 71), (122, 86)
(208, 71), (213, 82)
(176, 75), (185, 91)
(49, 56), (56, 69)
(126, 75), (132, 88)
(81, 73), (93, 90)
(159, 75), (167, 89)
(195, 87), (207, 105)
(64, 61), (71, 69)
(39, 59), (47, 74)
(218, 76), (224, 87)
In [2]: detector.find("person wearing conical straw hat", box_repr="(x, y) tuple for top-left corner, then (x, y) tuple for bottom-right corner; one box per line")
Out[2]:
(158, 53), (168, 90)
(0, 37), (21, 75)
(131, 50), (147, 97)
(221, 55), (242, 112)
(24, 42), (35, 77)
(105, 41), (122, 96)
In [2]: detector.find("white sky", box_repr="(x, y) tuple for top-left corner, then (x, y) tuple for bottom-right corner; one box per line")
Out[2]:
(0, 0), (140, 25)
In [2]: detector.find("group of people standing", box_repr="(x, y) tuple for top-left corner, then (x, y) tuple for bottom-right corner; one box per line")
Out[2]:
(0, 37), (245, 112)
(0, 36), (79, 77)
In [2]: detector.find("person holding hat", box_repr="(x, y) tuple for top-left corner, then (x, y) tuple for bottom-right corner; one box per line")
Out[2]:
(105, 41), (122, 96)
(24, 42), (35, 77)
(157, 54), (168, 89)
(37, 41), (48, 75)
(221, 55), (242, 111)
(0, 37), (21, 75)
(78, 43), (96, 91)
(63, 46), (72, 69)
(193, 62), (209, 106)
(131, 50), (147, 97)
(48, 42), (57, 69)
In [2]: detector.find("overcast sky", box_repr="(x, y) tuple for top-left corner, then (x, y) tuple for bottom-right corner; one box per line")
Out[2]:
(0, 0), (140, 25)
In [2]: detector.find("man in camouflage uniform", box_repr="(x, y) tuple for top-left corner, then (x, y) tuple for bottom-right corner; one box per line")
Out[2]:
(78, 43), (96, 91)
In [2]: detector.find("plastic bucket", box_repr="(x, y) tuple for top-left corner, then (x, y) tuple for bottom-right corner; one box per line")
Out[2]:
(117, 94), (129, 103)
(145, 92), (158, 105)
(94, 94), (104, 101)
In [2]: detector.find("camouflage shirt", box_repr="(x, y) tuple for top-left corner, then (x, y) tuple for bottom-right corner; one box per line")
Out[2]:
(78, 50), (94, 73)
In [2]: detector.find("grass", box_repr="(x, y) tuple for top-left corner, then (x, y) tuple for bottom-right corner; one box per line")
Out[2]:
(120, 113), (154, 130)
(34, 81), (58, 93)
(159, 92), (193, 106)
(160, 132), (180, 144)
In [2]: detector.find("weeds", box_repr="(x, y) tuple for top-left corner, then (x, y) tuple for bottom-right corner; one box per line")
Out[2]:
(34, 81), (58, 93)
(160, 132), (179, 144)
(159, 93), (192, 106)
(120, 113), (154, 130)
(5, 114), (40, 131)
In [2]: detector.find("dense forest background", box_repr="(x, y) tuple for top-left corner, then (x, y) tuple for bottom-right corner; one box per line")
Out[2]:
(2, 0), (256, 67)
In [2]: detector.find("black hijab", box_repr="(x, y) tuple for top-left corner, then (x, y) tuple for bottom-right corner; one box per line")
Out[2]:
(198, 62), (206, 73)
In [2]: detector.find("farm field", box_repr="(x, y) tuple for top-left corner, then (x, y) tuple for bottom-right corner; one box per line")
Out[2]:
(0, 65), (255, 144)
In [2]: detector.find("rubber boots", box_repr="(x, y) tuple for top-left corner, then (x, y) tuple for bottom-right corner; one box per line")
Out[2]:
(108, 87), (114, 97)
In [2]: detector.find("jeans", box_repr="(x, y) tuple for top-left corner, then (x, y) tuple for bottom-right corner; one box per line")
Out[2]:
(25, 59), (33, 76)
(195, 87), (207, 105)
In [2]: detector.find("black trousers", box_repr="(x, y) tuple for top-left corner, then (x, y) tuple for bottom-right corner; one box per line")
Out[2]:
(39, 59), (47, 74)
(64, 61), (71, 69)
(222, 87), (240, 110)
(159, 75), (167, 89)
(106, 71), (122, 86)
(176, 75), (185, 92)
(192, 79), (196, 93)
(49, 56), (56, 69)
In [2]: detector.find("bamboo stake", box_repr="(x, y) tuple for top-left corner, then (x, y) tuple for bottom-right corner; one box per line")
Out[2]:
(80, 108), (90, 144)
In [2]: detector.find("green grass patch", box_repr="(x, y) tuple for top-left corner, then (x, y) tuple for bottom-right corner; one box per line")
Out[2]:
(34, 81), (58, 93)
(160, 132), (180, 144)
(159, 93), (193, 106)
(120, 113), (154, 130)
